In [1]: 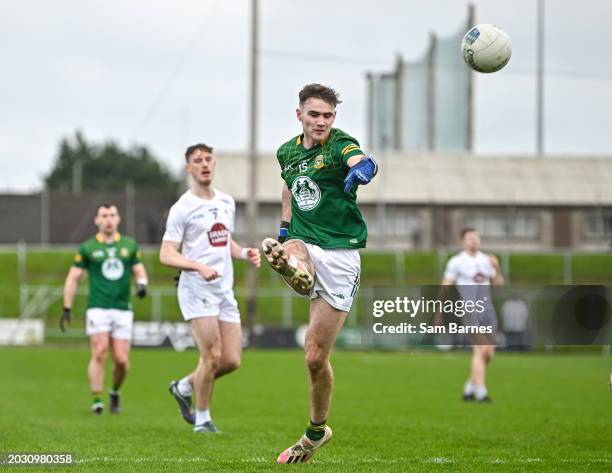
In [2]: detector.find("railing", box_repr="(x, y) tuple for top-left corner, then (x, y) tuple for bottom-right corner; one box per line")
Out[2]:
(19, 285), (360, 328)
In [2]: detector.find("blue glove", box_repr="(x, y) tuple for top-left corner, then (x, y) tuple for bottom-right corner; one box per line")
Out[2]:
(343, 155), (378, 193)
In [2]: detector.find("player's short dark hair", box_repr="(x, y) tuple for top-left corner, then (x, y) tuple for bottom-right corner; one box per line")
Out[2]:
(95, 203), (118, 215)
(185, 143), (214, 162)
(299, 84), (342, 108)
(460, 227), (478, 239)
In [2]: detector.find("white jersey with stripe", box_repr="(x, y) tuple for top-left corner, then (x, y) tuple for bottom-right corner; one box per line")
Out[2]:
(163, 189), (236, 292)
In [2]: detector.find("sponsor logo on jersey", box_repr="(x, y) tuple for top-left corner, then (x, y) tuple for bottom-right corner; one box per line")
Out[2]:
(208, 222), (229, 247)
(473, 272), (487, 283)
(93, 250), (105, 258)
(291, 176), (321, 211)
(102, 257), (125, 280)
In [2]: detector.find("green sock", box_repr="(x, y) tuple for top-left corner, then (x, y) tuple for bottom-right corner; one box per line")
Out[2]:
(305, 420), (326, 442)
(92, 396), (102, 405)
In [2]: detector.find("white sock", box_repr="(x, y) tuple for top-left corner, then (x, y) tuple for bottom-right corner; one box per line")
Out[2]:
(463, 381), (475, 396)
(177, 377), (193, 396)
(195, 409), (211, 426)
(474, 384), (488, 400)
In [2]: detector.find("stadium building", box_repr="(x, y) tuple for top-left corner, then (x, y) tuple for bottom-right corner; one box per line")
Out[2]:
(1, 153), (611, 251)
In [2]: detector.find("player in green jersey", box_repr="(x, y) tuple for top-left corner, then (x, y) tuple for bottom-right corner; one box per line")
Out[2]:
(61, 203), (148, 415)
(262, 84), (378, 464)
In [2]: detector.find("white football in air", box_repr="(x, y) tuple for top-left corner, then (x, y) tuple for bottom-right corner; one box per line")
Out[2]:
(461, 24), (512, 73)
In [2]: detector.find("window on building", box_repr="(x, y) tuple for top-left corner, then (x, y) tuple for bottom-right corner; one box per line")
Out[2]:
(584, 210), (612, 239)
(464, 211), (539, 240)
(361, 206), (421, 238)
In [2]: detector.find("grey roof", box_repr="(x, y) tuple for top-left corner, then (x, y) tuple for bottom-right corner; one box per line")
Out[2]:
(213, 153), (612, 206)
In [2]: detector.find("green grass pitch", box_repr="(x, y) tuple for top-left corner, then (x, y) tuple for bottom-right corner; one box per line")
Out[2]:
(1, 348), (610, 472)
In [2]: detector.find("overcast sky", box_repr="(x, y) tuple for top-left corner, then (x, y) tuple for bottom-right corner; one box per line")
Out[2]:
(1, 0), (612, 191)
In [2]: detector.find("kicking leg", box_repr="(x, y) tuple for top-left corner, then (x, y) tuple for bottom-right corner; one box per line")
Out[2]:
(261, 238), (314, 295)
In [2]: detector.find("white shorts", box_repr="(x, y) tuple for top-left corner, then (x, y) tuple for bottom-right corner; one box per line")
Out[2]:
(86, 308), (134, 340)
(177, 285), (241, 323)
(304, 242), (361, 312)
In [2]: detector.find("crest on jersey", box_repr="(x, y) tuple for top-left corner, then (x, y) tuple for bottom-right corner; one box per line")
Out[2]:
(102, 258), (125, 280)
(314, 155), (325, 170)
(120, 247), (129, 257)
(208, 223), (229, 247)
(291, 176), (321, 211)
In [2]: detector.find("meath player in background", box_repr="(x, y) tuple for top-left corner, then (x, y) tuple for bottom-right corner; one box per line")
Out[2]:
(61, 203), (148, 415)
(262, 84), (378, 463)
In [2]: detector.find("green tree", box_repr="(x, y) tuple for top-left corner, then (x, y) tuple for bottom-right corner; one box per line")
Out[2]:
(44, 131), (181, 191)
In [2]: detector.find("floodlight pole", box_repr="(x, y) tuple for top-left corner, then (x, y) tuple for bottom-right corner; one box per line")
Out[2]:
(246, 0), (259, 341)
(536, 0), (545, 156)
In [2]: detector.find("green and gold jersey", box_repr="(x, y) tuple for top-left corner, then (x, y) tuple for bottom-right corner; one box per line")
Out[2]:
(73, 233), (142, 310)
(277, 127), (367, 249)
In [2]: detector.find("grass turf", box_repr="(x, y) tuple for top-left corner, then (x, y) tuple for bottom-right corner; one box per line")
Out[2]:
(1, 348), (610, 472)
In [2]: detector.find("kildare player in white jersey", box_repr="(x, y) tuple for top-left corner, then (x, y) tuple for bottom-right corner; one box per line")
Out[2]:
(441, 228), (504, 402)
(160, 143), (260, 433)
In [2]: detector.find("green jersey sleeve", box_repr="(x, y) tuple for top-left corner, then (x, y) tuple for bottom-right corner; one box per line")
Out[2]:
(333, 138), (364, 166)
(73, 244), (89, 269)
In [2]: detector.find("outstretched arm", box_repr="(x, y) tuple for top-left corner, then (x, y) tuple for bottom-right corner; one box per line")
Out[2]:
(344, 154), (378, 193)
